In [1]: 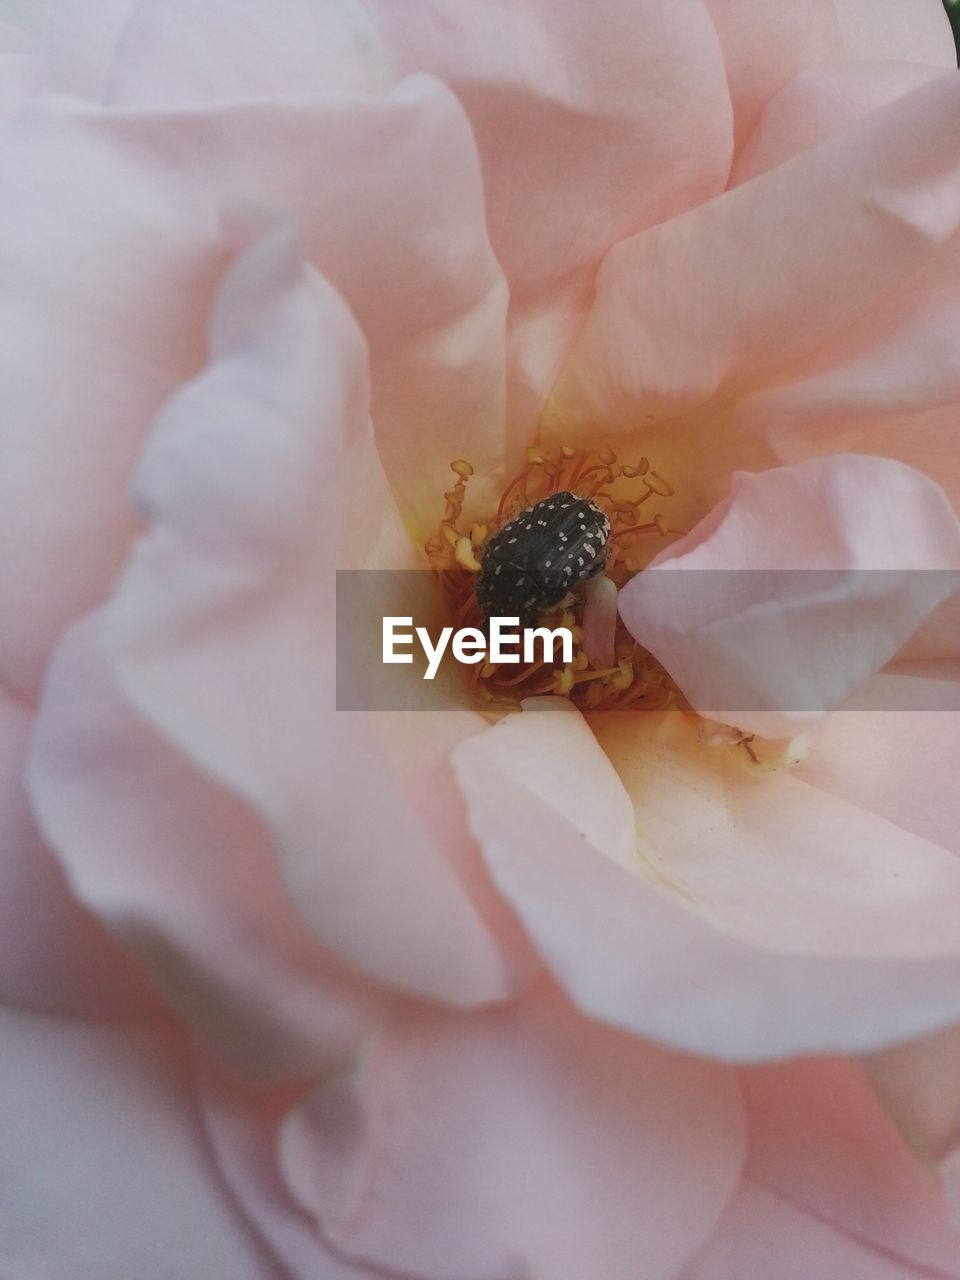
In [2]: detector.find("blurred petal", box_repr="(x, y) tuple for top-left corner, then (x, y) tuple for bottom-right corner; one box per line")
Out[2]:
(617, 456), (960, 738)
(455, 698), (960, 1059)
(0, 22), (39, 123)
(550, 73), (960, 436)
(0, 99), (220, 700)
(682, 1182), (950, 1280)
(0, 79), (506, 704)
(32, 0), (135, 99)
(865, 1025), (960, 1162)
(109, 0), (387, 104)
(28, 616), (384, 1081)
(735, 1058), (960, 1276)
(686, 1055), (960, 1278)
(197, 1063), (398, 1280)
(0, 691), (157, 1019)
(0, 1011), (281, 1279)
(104, 222), (528, 1006)
(277, 989), (744, 1280)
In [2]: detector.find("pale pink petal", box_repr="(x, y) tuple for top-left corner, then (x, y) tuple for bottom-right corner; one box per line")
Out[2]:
(794, 695), (960, 858)
(580, 573), (618, 669)
(0, 22), (39, 123)
(617, 456), (960, 738)
(735, 1058), (960, 1275)
(733, 276), (960, 507)
(197, 1061), (396, 1280)
(370, 0), (733, 304)
(733, 61), (946, 185)
(0, 1011), (281, 1279)
(706, 0), (955, 156)
(941, 1146), (960, 1236)
(276, 989), (744, 1280)
(109, 0), (387, 104)
(703, 0), (844, 152)
(454, 697), (960, 1058)
(28, 616), (385, 1081)
(0, 100), (220, 700)
(681, 1182), (946, 1280)
(0, 691), (157, 1019)
(104, 0), (731, 441)
(105, 222), (529, 1006)
(33, 0), (136, 99)
(901, 601), (960, 660)
(552, 73), (960, 435)
(595, 707), (960, 961)
(833, 0), (956, 68)
(370, 0), (733, 437)
(0, 81), (506, 705)
(865, 1026), (960, 1162)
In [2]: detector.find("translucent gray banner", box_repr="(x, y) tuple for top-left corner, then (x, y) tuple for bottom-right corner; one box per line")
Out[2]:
(336, 569), (960, 713)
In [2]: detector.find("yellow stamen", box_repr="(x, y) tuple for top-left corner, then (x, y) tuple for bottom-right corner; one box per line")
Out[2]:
(454, 537), (482, 572)
(553, 667), (575, 696)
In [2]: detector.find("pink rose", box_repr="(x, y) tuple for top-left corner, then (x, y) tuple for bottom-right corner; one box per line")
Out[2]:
(3, 1), (960, 1277)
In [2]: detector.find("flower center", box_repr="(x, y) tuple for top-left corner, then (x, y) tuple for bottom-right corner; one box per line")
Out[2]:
(424, 444), (687, 711)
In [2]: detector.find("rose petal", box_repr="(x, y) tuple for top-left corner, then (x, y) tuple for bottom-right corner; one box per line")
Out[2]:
(197, 1061), (395, 1280)
(28, 616), (385, 1081)
(733, 61), (946, 185)
(109, 0), (387, 104)
(681, 1182), (949, 1280)
(735, 1057), (960, 1275)
(277, 988), (745, 1280)
(733, 280), (960, 510)
(104, 221), (529, 1006)
(580, 573), (619, 669)
(30, 0), (135, 99)
(705, 0), (955, 156)
(617, 455), (960, 738)
(864, 1025), (960, 1163)
(0, 78), (507, 704)
(373, 0), (733, 437)
(0, 22), (39, 124)
(793, 691), (960, 858)
(454, 697), (960, 1058)
(552, 72), (960, 434)
(0, 1011), (280, 1279)
(703, 0), (843, 152)
(595, 707), (960, 962)
(0, 690), (157, 1018)
(0, 98), (221, 699)
(686, 1052), (960, 1278)
(371, 0), (731, 303)
(832, 0), (956, 68)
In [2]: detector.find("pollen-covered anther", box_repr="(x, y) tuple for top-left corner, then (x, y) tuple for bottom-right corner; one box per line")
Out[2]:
(454, 536), (482, 572)
(424, 443), (686, 711)
(553, 667), (575, 696)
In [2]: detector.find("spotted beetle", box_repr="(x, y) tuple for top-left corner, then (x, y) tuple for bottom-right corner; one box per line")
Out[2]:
(476, 491), (611, 626)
